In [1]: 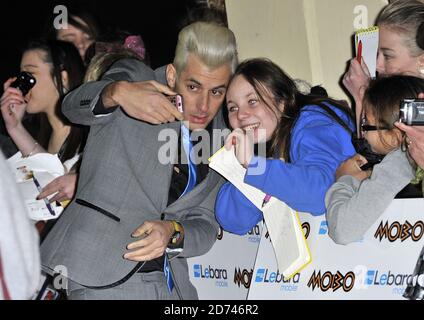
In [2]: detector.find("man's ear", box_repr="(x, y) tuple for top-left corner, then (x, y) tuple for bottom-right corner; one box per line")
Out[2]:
(166, 64), (177, 89)
(61, 70), (69, 93)
(418, 54), (424, 76)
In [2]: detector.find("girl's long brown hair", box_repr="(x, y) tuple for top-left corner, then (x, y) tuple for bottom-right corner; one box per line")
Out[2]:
(231, 58), (354, 162)
(24, 39), (87, 163)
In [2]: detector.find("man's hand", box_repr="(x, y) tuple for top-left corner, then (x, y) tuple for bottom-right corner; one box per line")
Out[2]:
(103, 80), (184, 124)
(37, 173), (78, 203)
(224, 128), (255, 168)
(336, 154), (371, 181)
(124, 220), (175, 262)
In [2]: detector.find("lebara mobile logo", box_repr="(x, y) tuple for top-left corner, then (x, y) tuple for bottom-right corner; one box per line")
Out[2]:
(307, 270), (355, 293)
(254, 268), (300, 292)
(366, 270), (376, 285)
(318, 221), (328, 235)
(364, 268), (417, 296)
(193, 264), (228, 288)
(247, 225), (261, 244)
(374, 220), (424, 242)
(233, 268), (253, 289)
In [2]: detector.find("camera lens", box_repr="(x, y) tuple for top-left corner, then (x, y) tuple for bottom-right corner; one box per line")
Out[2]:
(10, 72), (36, 96)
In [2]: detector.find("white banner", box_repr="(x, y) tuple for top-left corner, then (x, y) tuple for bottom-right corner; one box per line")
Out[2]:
(188, 199), (424, 300)
(188, 222), (262, 300)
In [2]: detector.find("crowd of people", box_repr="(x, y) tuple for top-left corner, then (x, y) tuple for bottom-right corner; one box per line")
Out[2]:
(0, 0), (423, 300)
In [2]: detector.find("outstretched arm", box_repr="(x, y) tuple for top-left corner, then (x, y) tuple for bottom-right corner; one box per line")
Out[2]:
(215, 182), (263, 235)
(244, 121), (356, 215)
(325, 149), (414, 245)
(62, 59), (182, 126)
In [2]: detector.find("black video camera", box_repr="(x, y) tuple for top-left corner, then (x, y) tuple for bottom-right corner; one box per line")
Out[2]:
(399, 99), (424, 126)
(10, 72), (36, 96)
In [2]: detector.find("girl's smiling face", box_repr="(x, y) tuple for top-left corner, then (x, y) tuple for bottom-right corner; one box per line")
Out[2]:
(226, 75), (283, 143)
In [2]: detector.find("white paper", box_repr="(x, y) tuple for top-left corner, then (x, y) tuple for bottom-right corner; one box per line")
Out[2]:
(209, 148), (311, 278)
(209, 148), (266, 209)
(8, 152), (66, 221)
(355, 27), (379, 78)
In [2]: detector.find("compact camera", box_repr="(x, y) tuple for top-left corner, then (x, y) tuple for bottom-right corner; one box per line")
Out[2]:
(10, 71), (36, 96)
(399, 99), (424, 126)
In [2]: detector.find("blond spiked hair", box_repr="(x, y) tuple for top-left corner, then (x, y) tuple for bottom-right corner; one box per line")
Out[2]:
(173, 22), (238, 76)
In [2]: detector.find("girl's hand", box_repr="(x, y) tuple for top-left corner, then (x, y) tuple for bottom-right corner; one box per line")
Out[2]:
(0, 78), (28, 131)
(224, 128), (255, 168)
(336, 154), (371, 181)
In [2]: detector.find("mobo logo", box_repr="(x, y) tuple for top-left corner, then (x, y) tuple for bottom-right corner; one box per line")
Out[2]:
(217, 227), (224, 241)
(233, 268), (253, 289)
(302, 222), (310, 239)
(307, 270), (355, 293)
(374, 220), (424, 242)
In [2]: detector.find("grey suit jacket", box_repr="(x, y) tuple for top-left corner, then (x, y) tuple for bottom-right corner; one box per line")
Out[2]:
(40, 59), (227, 299)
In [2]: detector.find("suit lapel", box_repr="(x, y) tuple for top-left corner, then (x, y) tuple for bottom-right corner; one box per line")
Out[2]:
(137, 112), (228, 214)
(133, 121), (180, 214)
(165, 169), (220, 213)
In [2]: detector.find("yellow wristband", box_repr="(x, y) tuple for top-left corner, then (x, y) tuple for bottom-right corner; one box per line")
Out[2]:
(169, 220), (183, 245)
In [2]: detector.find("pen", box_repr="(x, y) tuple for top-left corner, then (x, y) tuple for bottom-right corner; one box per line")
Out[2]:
(357, 40), (362, 64)
(33, 176), (55, 216)
(261, 194), (271, 208)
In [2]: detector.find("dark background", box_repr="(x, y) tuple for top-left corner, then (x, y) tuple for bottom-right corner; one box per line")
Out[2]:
(0, 0), (200, 89)
(0, 0), (217, 155)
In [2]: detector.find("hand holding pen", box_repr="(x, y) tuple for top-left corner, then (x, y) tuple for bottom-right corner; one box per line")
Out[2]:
(32, 176), (55, 216)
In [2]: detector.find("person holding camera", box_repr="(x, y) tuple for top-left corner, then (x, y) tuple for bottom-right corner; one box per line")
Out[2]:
(342, 0), (424, 132)
(325, 75), (422, 245)
(0, 40), (87, 205)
